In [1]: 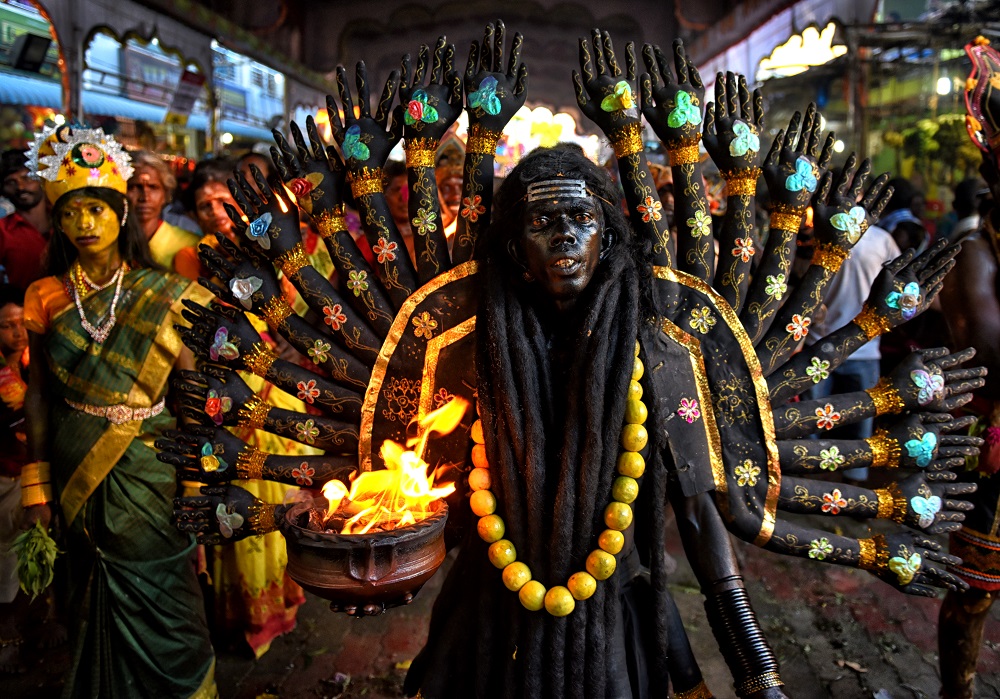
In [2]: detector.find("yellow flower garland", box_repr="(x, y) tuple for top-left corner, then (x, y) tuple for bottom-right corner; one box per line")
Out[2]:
(470, 341), (647, 617)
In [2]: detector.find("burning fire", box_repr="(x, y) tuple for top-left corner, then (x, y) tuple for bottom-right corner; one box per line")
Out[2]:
(321, 398), (467, 534)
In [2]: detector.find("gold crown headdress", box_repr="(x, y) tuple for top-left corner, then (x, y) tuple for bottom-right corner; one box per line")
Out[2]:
(26, 123), (133, 204)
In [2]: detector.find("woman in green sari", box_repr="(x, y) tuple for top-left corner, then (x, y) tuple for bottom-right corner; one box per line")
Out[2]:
(20, 124), (215, 698)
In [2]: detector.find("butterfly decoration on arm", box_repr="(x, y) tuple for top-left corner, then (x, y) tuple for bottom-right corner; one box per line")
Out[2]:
(785, 156), (818, 193)
(209, 327), (240, 362)
(911, 369), (946, 406)
(830, 205), (867, 244)
(343, 124), (371, 162)
(729, 120), (760, 157)
(911, 495), (943, 529)
(667, 91), (702, 128)
(887, 282), (922, 320)
(905, 432), (938, 468)
(469, 76), (502, 116)
(405, 89), (440, 126)
(601, 80), (638, 118)
(216, 503), (244, 538)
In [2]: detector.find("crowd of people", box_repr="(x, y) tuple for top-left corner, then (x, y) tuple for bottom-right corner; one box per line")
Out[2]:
(0, 24), (998, 699)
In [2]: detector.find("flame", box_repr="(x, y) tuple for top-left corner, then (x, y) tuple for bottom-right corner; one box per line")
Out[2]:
(320, 398), (468, 534)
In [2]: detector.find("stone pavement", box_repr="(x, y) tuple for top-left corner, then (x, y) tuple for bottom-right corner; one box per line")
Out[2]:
(8, 515), (1000, 698)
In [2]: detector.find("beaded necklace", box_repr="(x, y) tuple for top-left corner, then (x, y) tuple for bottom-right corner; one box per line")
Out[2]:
(64, 260), (129, 344)
(470, 340), (648, 617)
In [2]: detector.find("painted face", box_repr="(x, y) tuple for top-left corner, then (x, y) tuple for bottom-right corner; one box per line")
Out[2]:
(194, 181), (238, 237)
(520, 195), (605, 310)
(0, 302), (26, 356)
(59, 195), (120, 257)
(126, 166), (167, 233)
(1, 168), (43, 211)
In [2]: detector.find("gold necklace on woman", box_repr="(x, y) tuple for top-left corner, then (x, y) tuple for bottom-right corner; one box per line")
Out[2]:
(67, 260), (128, 343)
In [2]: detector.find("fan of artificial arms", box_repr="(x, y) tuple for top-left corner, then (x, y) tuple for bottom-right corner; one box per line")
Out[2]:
(572, 30), (985, 596)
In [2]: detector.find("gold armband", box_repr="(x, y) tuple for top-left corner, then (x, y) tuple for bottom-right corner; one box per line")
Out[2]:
(873, 484), (907, 523)
(315, 208), (348, 239)
(348, 167), (384, 199)
(244, 343), (278, 378)
(609, 123), (644, 158)
(667, 135), (702, 166)
(812, 243), (850, 274)
(260, 296), (293, 327)
(405, 138), (439, 168)
(467, 124), (503, 155)
(673, 680), (714, 699)
(238, 395), (270, 431)
(721, 168), (761, 197)
(235, 447), (266, 481)
(857, 536), (878, 570)
(20, 461), (51, 487)
(866, 378), (905, 416)
(854, 305), (891, 341)
(866, 429), (901, 468)
(769, 210), (804, 232)
(248, 503), (278, 534)
(21, 482), (52, 508)
(276, 243), (308, 279)
(737, 672), (783, 696)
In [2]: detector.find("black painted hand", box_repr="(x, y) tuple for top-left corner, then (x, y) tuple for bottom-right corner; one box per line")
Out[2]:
(880, 413), (983, 471)
(812, 154), (891, 251)
(874, 531), (967, 596)
(762, 105), (834, 215)
(400, 36), (463, 142)
(638, 39), (705, 147)
(464, 20), (527, 133)
(224, 164), (303, 259)
(573, 28), (640, 137)
(172, 366), (256, 428)
(703, 72), (764, 174)
(197, 232), (283, 316)
(155, 424), (249, 484)
(330, 62), (402, 171)
(271, 117), (346, 219)
(895, 472), (975, 534)
(177, 299), (264, 372)
(884, 348), (986, 413)
(174, 484), (278, 545)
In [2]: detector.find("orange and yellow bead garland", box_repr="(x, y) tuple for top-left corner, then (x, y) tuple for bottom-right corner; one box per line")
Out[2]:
(469, 341), (648, 617)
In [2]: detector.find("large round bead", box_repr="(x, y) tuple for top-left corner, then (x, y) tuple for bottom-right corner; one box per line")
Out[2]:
(604, 502), (633, 531)
(598, 529), (624, 555)
(586, 550), (617, 580)
(611, 476), (639, 504)
(544, 586), (576, 616)
(632, 357), (644, 381)
(620, 424), (648, 452)
(488, 539), (517, 569)
(477, 514), (505, 543)
(519, 580), (547, 611)
(624, 399), (647, 425)
(468, 467), (492, 491)
(502, 562), (532, 591)
(567, 572), (597, 600)
(628, 380), (643, 400)
(471, 444), (488, 468)
(470, 489), (497, 516)
(617, 451), (645, 478)
(471, 420), (485, 444)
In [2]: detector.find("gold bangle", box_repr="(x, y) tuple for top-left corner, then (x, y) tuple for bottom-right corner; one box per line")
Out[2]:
(854, 305), (891, 341)
(238, 395), (270, 431)
(235, 447), (266, 481)
(348, 167), (384, 199)
(721, 168), (761, 197)
(21, 482), (52, 508)
(812, 243), (850, 274)
(668, 136), (702, 166)
(866, 378), (905, 416)
(248, 503), (278, 534)
(315, 208), (348, 239)
(244, 343), (278, 378)
(260, 296), (293, 327)
(858, 533), (890, 572)
(857, 537), (877, 570)
(737, 672), (783, 696)
(467, 123), (503, 155)
(610, 123), (644, 158)
(769, 210), (804, 232)
(674, 680), (714, 699)
(405, 138), (439, 168)
(873, 485), (907, 523)
(276, 243), (309, 279)
(21, 461), (50, 486)
(866, 429), (901, 468)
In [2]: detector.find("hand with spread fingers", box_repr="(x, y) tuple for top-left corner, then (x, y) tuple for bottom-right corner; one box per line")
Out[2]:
(883, 347), (986, 414)
(892, 472), (976, 534)
(572, 28), (640, 138)
(271, 117), (346, 219)
(811, 154), (892, 252)
(330, 62), (403, 172)
(155, 425), (251, 484)
(400, 36), (463, 142)
(196, 232), (282, 317)
(869, 531), (968, 596)
(173, 484), (280, 545)
(172, 366), (255, 428)
(225, 165), (303, 259)
(703, 71), (765, 174)
(879, 413), (983, 471)
(464, 20), (527, 134)
(638, 39), (705, 148)
(762, 105), (835, 216)
(177, 298), (264, 372)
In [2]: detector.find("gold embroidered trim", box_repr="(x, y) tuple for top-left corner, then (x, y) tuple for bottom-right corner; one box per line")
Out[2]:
(854, 305), (891, 340)
(812, 243), (850, 273)
(238, 395), (270, 431)
(769, 210), (803, 232)
(235, 447), (266, 480)
(673, 680), (714, 699)
(873, 487), (898, 520)
(866, 429), (901, 468)
(348, 167), (384, 198)
(737, 672), (783, 695)
(277, 243), (308, 279)
(722, 168), (761, 196)
(261, 296), (293, 327)
(248, 503), (277, 534)
(858, 533), (889, 572)
(867, 378), (905, 416)
(858, 537), (877, 569)
(668, 136), (702, 166)
(467, 124), (503, 155)
(315, 208), (348, 239)
(21, 482), (52, 507)
(245, 343), (278, 377)
(610, 123), (644, 158)
(405, 138), (439, 168)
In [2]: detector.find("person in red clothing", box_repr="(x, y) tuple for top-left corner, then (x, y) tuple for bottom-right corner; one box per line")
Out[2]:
(0, 151), (51, 291)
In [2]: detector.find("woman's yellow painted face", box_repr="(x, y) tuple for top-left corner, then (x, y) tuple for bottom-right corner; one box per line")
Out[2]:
(59, 195), (120, 256)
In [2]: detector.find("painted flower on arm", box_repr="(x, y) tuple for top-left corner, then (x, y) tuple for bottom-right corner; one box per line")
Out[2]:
(808, 537), (834, 560)
(732, 237), (755, 262)
(734, 460), (760, 487)
(346, 270), (368, 297)
(821, 488), (848, 514)
(308, 340), (332, 363)
(786, 314), (811, 341)
(412, 207), (438, 236)
(805, 357), (831, 384)
(461, 195), (486, 222)
(687, 209), (712, 238)
(323, 304), (347, 331)
(815, 403), (841, 431)
(372, 238), (398, 264)
(678, 397), (700, 423)
(291, 462), (316, 486)
(689, 306), (716, 334)
(295, 419), (319, 445)
(819, 446), (845, 471)
(637, 196), (663, 223)
(412, 311), (438, 340)
(764, 274), (787, 300)
(297, 380), (320, 404)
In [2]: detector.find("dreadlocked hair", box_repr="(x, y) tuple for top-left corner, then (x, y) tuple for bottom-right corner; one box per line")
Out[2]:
(465, 146), (668, 697)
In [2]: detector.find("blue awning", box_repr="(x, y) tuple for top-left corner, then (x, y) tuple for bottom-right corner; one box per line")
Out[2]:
(83, 90), (168, 123)
(0, 71), (61, 109)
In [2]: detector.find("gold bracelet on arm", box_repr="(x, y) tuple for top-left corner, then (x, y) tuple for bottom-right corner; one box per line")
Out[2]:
(866, 429), (901, 468)
(348, 167), (384, 199)
(21, 483), (52, 508)
(237, 395), (270, 431)
(466, 124), (503, 156)
(404, 138), (439, 168)
(720, 168), (761, 197)
(248, 502), (278, 534)
(244, 343), (278, 378)
(276, 243), (309, 279)
(609, 123), (644, 159)
(666, 135), (702, 166)
(260, 296), (294, 328)
(812, 243), (851, 274)
(315, 208), (348, 240)
(854, 305), (892, 340)
(673, 680), (714, 699)
(737, 672), (783, 696)
(235, 447), (267, 481)
(857, 533), (889, 572)
(866, 378), (905, 416)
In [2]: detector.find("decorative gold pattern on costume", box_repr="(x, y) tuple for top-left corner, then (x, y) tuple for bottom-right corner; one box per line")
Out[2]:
(405, 138), (439, 168)
(738, 672), (783, 695)
(610, 123), (644, 158)
(276, 243), (309, 279)
(669, 136), (702, 166)
(238, 395), (270, 431)
(466, 124), (503, 155)
(260, 296), (293, 327)
(348, 167), (384, 198)
(247, 502), (277, 534)
(419, 316), (476, 419)
(855, 304), (891, 340)
(721, 168), (761, 196)
(245, 342), (278, 378)
(769, 210), (803, 232)
(235, 447), (266, 480)
(867, 378), (905, 416)
(867, 429), (901, 468)
(812, 243), (850, 273)
(673, 680), (714, 699)
(65, 397), (166, 424)
(315, 208), (348, 239)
